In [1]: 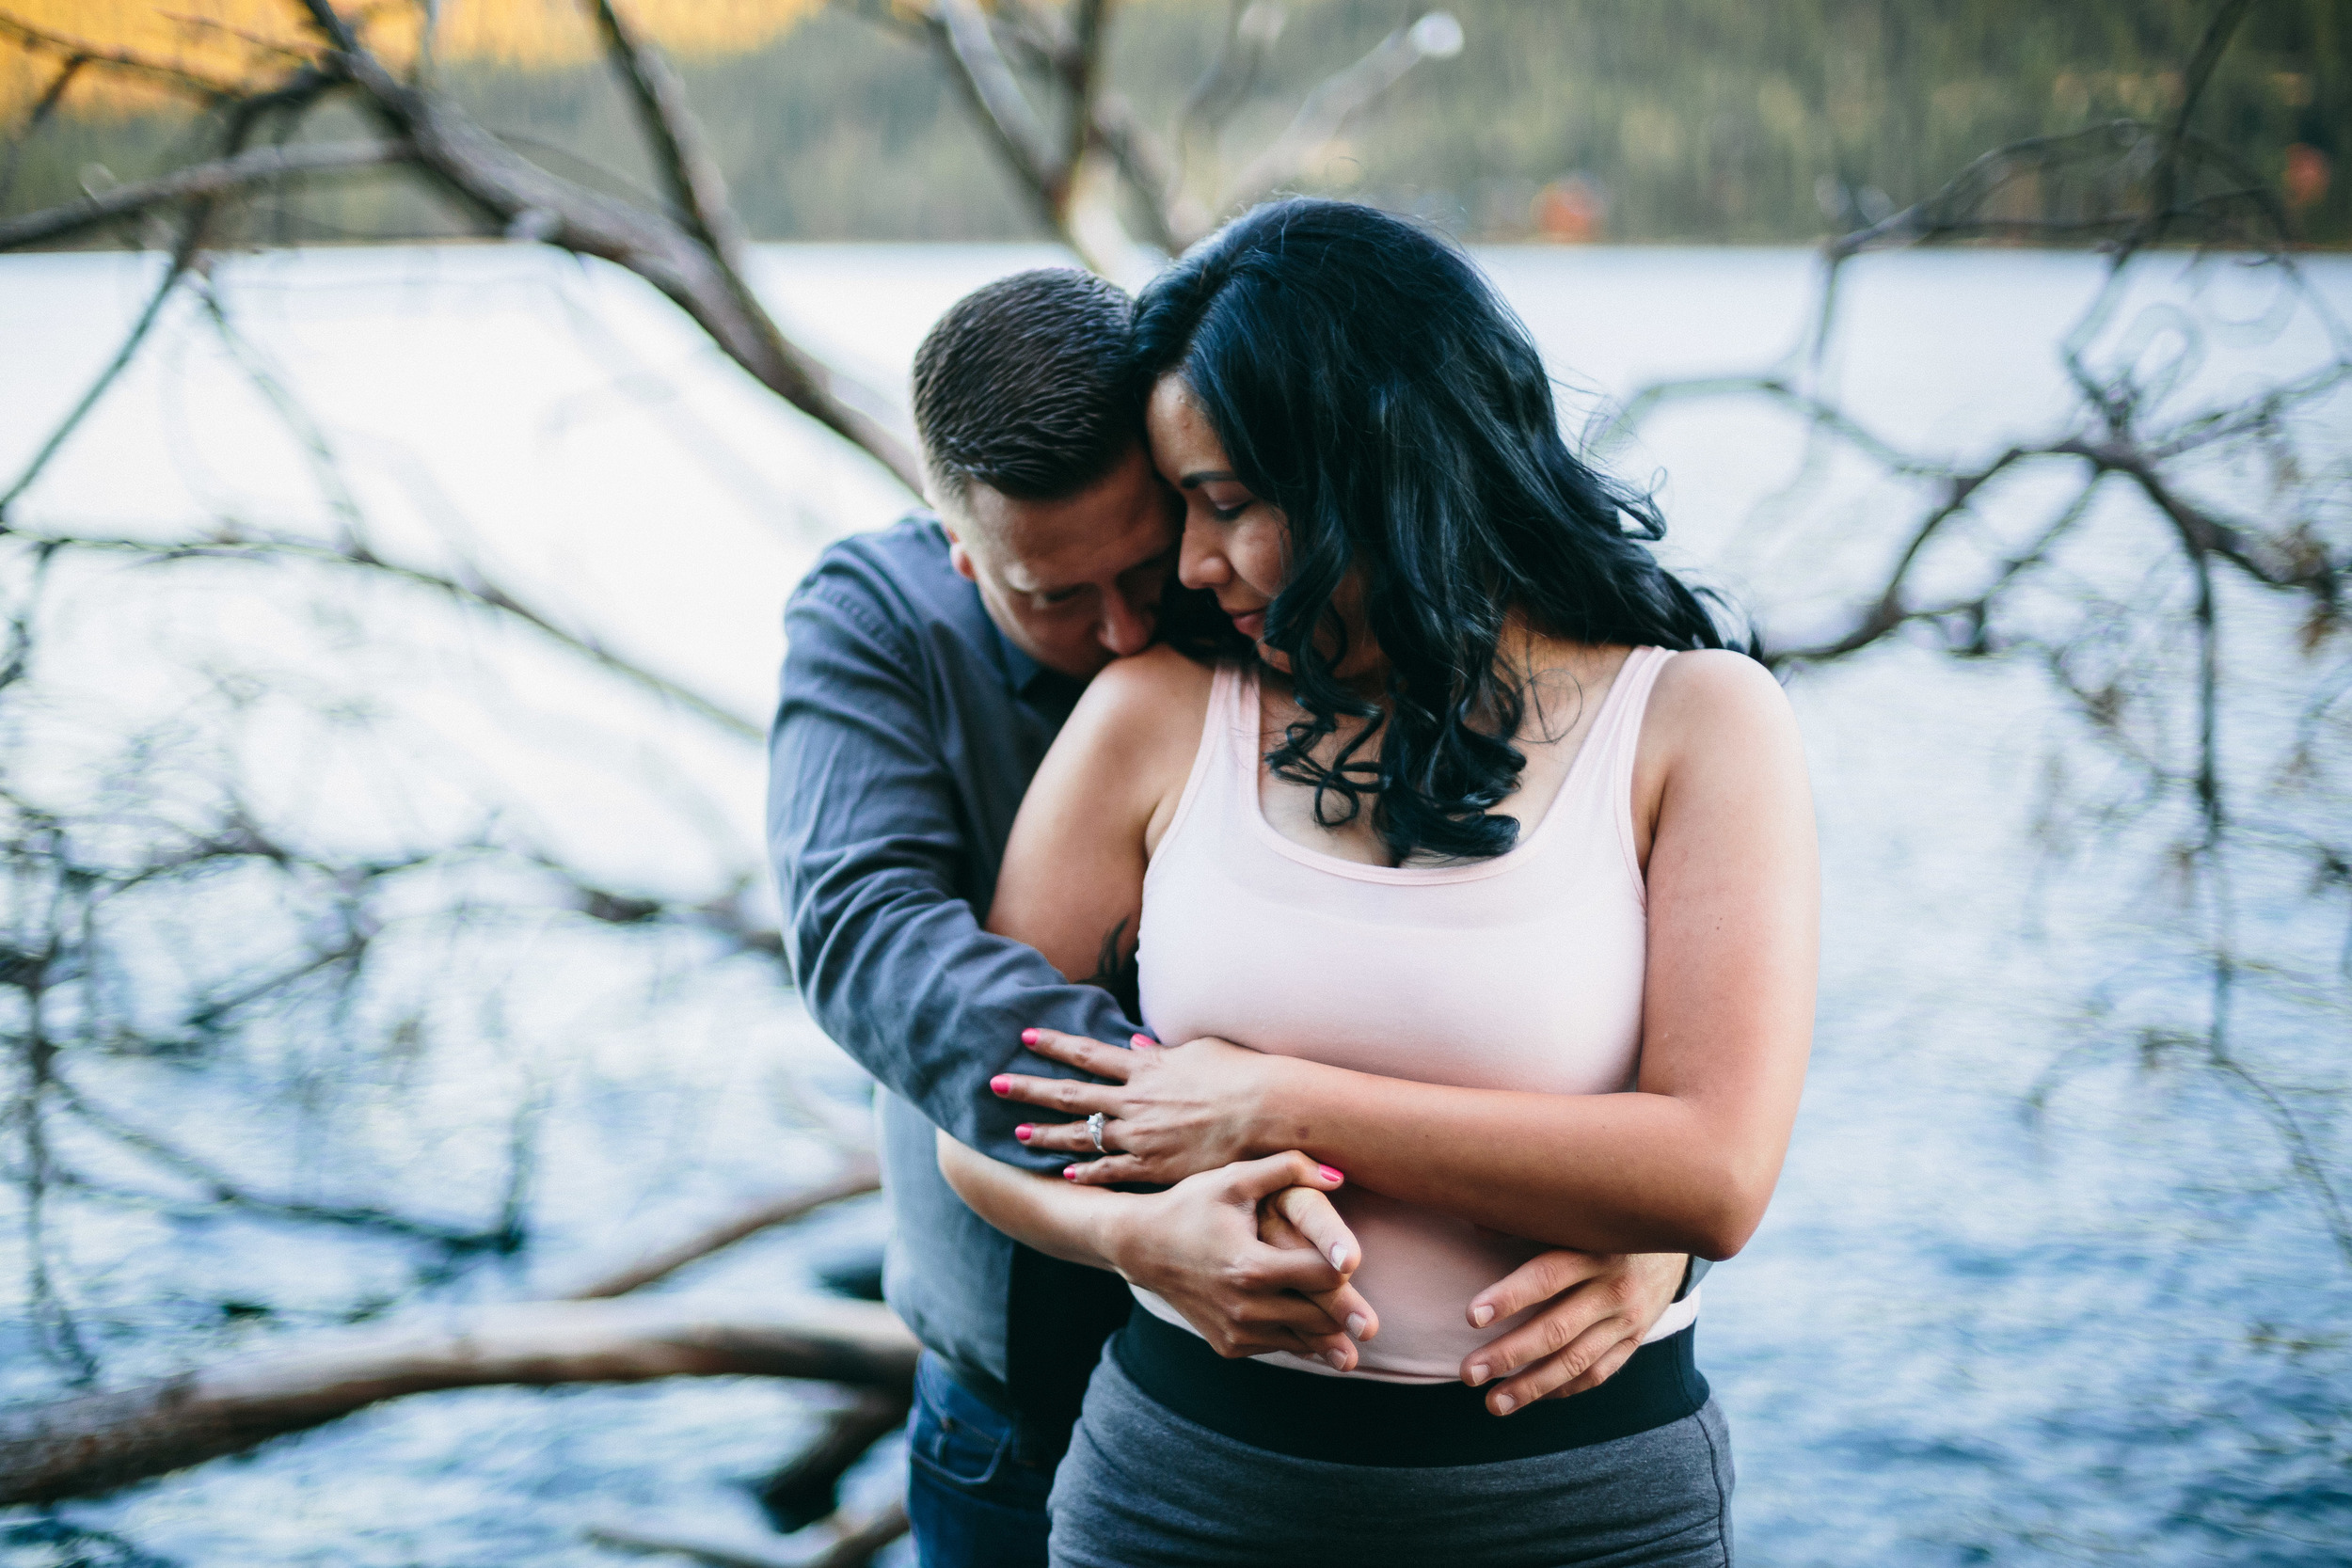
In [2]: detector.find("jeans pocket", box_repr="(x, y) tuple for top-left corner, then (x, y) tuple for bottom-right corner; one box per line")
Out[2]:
(908, 1361), (1014, 1491)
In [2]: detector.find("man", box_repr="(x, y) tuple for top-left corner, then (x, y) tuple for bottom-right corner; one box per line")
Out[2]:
(768, 269), (1697, 1567)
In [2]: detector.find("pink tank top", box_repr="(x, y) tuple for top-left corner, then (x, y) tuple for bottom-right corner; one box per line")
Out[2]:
(1134, 646), (1700, 1382)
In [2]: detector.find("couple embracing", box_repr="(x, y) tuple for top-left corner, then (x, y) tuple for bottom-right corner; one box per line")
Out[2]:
(769, 199), (1817, 1568)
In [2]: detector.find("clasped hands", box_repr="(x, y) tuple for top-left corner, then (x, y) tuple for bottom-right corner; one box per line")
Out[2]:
(993, 1026), (1682, 1415)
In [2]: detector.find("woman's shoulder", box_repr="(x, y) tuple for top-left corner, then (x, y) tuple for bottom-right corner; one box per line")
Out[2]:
(1643, 647), (1802, 772)
(1076, 644), (1218, 723)
(1057, 645), (1220, 775)
(1650, 646), (1786, 712)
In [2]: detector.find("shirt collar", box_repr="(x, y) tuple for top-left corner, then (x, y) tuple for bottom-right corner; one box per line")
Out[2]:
(987, 613), (1089, 708)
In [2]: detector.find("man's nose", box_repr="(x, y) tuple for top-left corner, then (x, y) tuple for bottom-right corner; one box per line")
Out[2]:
(1097, 587), (1153, 657)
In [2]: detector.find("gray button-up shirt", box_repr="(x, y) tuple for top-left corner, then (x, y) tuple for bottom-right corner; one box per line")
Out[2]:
(767, 515), (1140, 1429)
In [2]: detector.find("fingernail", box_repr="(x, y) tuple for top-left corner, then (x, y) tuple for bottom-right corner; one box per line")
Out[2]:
(1494, 1393), (1516, 1415)
(990, 1075), (1010, 1095)
(1471, 1304), (1494, 1328)
(1015, 1124), (1034, 1142)
(1021, 1028), (1040, 1045)
(1060, 1165), (1078, 1180)
(1131, 1033), (1154, 1048)
(1326, 1350), (1348, 1370)
(1317, 1164), (1343, 1184)
(1467, 1362), (1489, 1386)
(1328, 1244), (1349, 1270)
(1345, 1314), (1367, 1338)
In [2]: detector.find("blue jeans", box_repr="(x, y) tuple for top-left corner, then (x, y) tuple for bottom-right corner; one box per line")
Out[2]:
(905, 1353), (1055, 1568)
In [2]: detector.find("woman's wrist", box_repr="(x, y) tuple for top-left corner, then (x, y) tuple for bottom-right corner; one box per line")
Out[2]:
(1245, 1053), (1313, 1157)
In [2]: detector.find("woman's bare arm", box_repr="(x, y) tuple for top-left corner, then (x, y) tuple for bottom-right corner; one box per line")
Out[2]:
(983, 645), (1208, 983)
(997, 652), (1819, 1259)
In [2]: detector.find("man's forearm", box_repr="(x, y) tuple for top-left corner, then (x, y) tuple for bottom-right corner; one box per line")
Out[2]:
(796, 881), (1137, 1169)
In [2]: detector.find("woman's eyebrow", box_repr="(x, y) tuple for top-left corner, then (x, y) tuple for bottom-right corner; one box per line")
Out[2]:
(1179, 469), (1238, 488)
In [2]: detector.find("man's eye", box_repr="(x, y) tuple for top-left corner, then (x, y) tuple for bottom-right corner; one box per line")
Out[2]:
(1039, 588), (1085, 606)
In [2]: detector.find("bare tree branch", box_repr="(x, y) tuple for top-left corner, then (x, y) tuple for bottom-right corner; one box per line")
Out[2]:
(0, 1294), (918, 1505)
(931, 0), (1059, 214)
(1, 520), (763, 738)
(591, 1504), (908, 1568)
(585, 0), (747, 258)
(1215, 12), (1459, 214)
(563, 1158), (881, 1300)
(0, 51), (87, 211)
(0, 138), (411, 252)
(0, 11), (252, 101)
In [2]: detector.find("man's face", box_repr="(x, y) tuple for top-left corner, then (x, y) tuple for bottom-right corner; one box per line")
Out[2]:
(942, 441), (1180, 681)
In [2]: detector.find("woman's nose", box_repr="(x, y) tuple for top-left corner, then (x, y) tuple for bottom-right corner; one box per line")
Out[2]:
(1178, 518), (1228, 591)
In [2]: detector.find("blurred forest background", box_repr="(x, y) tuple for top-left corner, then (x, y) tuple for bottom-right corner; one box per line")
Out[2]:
(1, 2), (2348, 1566)
(5, 0), (2344, 247)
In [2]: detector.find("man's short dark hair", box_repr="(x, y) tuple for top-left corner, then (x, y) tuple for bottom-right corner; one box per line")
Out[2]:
(912, 268), (1137, 508)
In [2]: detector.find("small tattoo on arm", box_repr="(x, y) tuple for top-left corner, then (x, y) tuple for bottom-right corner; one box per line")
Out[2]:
(1087, 915), (1142, 1019)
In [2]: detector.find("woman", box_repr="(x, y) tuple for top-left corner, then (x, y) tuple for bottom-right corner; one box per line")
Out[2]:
(940, 199), (1817, 1565)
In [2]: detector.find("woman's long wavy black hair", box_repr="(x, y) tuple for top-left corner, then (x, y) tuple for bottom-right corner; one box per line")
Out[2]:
(1136, 198), (1751, 863)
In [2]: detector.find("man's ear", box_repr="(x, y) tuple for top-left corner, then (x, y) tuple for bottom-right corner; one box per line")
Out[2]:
(945, 533), (979, 585)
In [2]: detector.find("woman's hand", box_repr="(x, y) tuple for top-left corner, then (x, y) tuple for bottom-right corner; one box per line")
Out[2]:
(996, 1027), (1280, 1184)
(1458, 1249), (1687, 1416)
(1101, 1151), (1377, 1368)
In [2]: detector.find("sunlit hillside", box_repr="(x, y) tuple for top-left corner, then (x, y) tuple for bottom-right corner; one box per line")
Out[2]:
(1, 0), (828, 113)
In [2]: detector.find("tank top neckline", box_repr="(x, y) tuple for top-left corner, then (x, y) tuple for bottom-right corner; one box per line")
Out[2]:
(1190, 646), (1667, 889)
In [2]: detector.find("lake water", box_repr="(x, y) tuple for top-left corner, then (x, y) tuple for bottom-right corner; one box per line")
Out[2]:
(1, 241), (2347, 1567)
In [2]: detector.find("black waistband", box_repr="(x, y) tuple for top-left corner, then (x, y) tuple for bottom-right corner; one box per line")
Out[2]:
(1111, 1308), (1708, 1467)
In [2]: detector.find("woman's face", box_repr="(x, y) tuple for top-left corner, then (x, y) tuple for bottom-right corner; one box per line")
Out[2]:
(1148, 374), (1375, 680)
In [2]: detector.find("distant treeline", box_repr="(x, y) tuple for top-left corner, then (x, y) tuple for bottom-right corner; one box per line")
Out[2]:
(7, 0), (2344, 246)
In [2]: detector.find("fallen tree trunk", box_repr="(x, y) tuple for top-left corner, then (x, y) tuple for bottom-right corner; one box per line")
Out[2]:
(0, 1295), (916, 1506)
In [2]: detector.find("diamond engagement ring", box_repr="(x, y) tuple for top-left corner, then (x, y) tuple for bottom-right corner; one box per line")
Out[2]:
(1087, 1111), (1108, 1154)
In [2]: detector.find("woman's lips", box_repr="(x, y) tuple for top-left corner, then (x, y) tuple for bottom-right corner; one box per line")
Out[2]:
(1227, 608), (1266, 640)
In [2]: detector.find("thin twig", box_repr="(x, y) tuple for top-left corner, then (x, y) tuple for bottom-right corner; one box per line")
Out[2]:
(0, 139), (412, 252)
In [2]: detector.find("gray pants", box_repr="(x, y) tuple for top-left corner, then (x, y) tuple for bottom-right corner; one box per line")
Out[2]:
(1046, 1347), (1735, 1568)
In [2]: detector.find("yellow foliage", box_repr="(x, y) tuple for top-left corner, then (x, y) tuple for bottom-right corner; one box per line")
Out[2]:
(0, 0), (828, 117)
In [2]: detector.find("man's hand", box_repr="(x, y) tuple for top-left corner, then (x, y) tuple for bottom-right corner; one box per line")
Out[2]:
(1261, 1182), (1380, 1350)
(1460, 1250), (1687, 1416)
(996, 1027), (1274, 1183)
(1102, 1151), (1376, 1369)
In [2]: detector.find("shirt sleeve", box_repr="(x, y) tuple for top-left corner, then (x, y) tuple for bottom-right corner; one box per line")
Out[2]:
(767, 573), (1141, 1174)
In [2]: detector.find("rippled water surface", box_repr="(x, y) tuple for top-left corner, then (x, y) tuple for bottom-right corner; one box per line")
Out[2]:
(1, 242), (2347, 1566)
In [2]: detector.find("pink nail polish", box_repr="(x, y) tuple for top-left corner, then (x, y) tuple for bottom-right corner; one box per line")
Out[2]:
(1317, 1164), (1344, 1184)
(1131, 1033), (1155, 1048)
(1015, 1125), (1034, 1142)
(1021, 1028), (1040, 1045)
(1060, 1165), (1078, 1180)
(990, 1075), (1011, 1095)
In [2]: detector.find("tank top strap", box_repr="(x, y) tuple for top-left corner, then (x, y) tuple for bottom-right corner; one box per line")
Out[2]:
(1588, 646), (1674, 902)
(1152, 660), (1252, 866)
